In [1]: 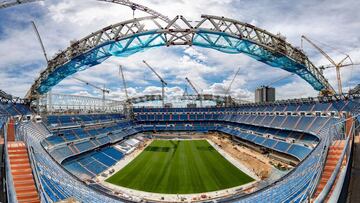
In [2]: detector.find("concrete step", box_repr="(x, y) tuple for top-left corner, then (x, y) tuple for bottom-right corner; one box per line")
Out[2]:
(313, 142), (345, 200)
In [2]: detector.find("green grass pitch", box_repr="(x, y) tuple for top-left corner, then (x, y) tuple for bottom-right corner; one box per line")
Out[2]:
(106, 140), (254, 194)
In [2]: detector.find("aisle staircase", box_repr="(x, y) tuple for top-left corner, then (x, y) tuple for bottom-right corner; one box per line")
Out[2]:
(7, 118), (15, 141)
(313, 141), (346, 201)
(7, 141), (40, 203)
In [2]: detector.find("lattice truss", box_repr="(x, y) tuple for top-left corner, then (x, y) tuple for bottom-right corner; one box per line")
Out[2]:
(28, 15), (334, 97)
(0, 0), (40, 9)
(40, 93), (124, 111)
(128, 94), (241, 104)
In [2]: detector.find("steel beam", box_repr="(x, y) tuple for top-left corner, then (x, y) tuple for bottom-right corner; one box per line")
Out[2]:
(27, 15), (334, 98)
(0, 0), (41, 9)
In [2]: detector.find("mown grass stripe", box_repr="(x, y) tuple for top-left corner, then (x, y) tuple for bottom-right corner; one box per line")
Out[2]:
(106, 140), (254, 194)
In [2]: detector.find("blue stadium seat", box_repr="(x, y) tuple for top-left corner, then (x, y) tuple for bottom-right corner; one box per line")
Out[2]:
(287, 145), (312, 160)
(262, 139), (277, 148)
(282, 116), (300, 129)
(75, 141), (95, 152)
(271, 116), (286, 127)
(273, 141), (290, 152)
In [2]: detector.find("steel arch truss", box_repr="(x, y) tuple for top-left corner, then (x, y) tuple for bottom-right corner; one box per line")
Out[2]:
(29, 15), (334, 97)
(127, 94), (245, 105)
(0, 0), (40, 9)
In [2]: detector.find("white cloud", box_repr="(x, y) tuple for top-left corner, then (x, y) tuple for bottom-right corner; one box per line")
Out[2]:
(0, 0), (359, 102)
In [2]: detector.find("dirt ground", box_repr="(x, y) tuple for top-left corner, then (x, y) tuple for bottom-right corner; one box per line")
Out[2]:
(134, 138), (152, 152)
(207, 133), (272, 180)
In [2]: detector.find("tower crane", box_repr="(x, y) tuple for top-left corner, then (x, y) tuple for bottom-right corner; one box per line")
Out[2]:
(225, 67), (241, 96)
(183, 85), (189, 97)
(119, 65), (133, 118)
(301, 35), (353, 95)
(142, 60), (167, 107)
(31, 20), (50, 112)
(73, 77), (110, 109)
(266, 73), (295, 87)
(319, 62), (360, 71)
(119, 65), (129, 102)
(31, 21), (49, 63)
(185, 77), (202, 107)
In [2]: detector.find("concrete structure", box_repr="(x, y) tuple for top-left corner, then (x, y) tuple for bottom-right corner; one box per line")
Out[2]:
(255, 86), (276, 103)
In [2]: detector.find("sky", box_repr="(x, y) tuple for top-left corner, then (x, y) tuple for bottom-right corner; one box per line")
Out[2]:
(0, 0), (359, 102)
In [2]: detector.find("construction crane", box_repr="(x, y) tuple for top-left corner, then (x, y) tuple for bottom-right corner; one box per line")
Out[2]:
(185, 77), (202, 107)
(225, 67), (241, 96)
(142, 60), (167, 107)
(266, 73), (295, 86)
(301, 35), (353, 95)
(319, 62), (360, 71)
(73, 77), (110, 109)
(31, 21), (49, 63)
(119, 65), (133, 118)
(31, 20), (50, 112)
(119, 65), (129, 102)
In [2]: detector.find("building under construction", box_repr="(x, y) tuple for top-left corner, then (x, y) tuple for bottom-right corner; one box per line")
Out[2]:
(255, 86), (276, 103)
(0, 1), (359, 203)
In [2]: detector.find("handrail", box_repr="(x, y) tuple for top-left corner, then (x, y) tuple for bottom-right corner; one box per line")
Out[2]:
(3, 118), (18, 203)
(306, 124), (333, 197)
(314, 115), (356, 202)
(314, 136), (350, 203)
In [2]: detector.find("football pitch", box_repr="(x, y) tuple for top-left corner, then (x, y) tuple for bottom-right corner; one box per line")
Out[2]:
(106, 140), (254, 194)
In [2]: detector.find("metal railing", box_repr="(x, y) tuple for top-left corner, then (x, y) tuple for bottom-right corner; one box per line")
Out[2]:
(314, 114), (357, 202)
(3, 117), (18, 203)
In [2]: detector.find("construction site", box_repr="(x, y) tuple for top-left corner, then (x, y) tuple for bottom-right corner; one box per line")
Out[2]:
(0, 0), (359, 203)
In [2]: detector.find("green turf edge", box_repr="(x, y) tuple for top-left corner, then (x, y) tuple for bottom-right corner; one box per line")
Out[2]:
(106, 140), (254, 194)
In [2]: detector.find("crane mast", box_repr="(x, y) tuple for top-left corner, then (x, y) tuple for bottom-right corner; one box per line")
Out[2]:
(31, 20), (50, 113)
(185, 77), (202, 107)
(73, 77), (110, 110)
(119, 65), (132, 118)
(301, 35), (352, 95)
(31, 21), (49, 63)
(142, 60), (167, 107)
(119, 65), (129, 101)
(266, 73), (295, 86)
(225, 67), (241, 96)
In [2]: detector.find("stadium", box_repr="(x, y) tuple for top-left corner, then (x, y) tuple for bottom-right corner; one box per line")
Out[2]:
(0, 0), (360, 203)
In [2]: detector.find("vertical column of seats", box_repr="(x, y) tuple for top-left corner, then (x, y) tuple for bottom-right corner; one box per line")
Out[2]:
(257, 115), (267, 126)
(293, 116), (303, 129)
(267, 116), (278, 127)
(279, 115), (289, 128)
(315, 117), (331, 134)
(305, 116), (318, 132)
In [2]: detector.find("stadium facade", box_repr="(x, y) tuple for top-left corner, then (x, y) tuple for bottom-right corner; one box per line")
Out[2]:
(1, 89), (359, 202)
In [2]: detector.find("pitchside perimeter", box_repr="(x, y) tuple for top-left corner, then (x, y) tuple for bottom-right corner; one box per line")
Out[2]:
(106, 140), (254, 194)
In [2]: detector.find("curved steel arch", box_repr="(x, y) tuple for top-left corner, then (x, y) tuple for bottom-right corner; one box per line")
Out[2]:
(97, 0), (181, 29)
(0, 0), (41, 9)
(128, 94), (246, 105)
(28, 15), (334, 98)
